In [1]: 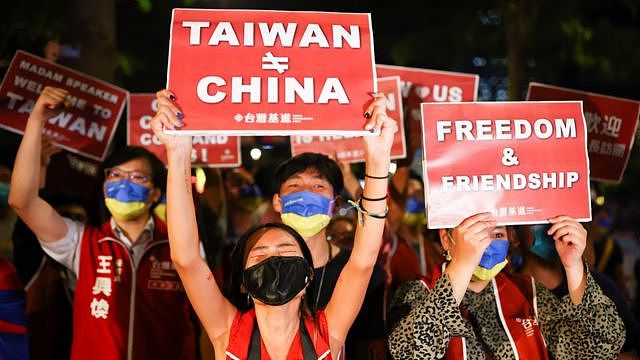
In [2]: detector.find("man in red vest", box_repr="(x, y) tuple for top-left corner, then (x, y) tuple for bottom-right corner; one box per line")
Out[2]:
(9, 86), (197, 360)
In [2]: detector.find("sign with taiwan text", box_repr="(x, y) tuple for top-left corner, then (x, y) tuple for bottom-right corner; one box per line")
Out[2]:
(527, 82), (640, 183)
(127, 93), (241, 167)
(167, 9), (376, 136)
(421, 101), (591, 228)
(0, 50), (126, 161)
(290, 76), (405, 162)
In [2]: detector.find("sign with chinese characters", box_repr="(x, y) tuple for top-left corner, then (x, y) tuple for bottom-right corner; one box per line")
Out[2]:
(376, 64), (479, 137)
(127, 93), (241, 167)
(527, 82), (640, 183)
(290, 76), (406, 162)
(421, 101), (591, 228)
(166, 9), (376, 136)
(0, 50), (126, 161)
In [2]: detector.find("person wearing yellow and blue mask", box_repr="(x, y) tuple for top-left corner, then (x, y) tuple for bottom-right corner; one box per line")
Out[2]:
(271, 153), (388, 360)
(388, 212), (625, 359)
(271, 153), (348, 310)
(8, 87), (198, 360)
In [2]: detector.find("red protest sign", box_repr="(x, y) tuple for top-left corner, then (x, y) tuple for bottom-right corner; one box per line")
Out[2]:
(421, 101), (591, 228)
(167, 9), (376, 136)
(527, 82), (640, 183)
(0, 50), (126, 161)
(127, 94), (241, 167)
(376, 64), (479, 137)
(290, 76), (406, 163)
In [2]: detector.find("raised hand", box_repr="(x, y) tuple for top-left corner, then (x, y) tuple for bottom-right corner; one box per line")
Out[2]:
(31, 87), (69, 122)
(363, 93), (397, 157)
(442, 212), (497, 304)
(150, 89), (192, 152)
(362, 93), (398, 178)
(548, 215), (587, 271)
(447, 212), (496, 267)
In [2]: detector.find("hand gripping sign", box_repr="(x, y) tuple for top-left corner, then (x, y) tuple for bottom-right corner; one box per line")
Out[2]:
(290, 76), (406, 163)
(527, 82), (640, 183)
(127, 94), (241, 167)
(421, 101), (591, 228)
(166, 9), (376, 136)
(0, 51), (126, 161)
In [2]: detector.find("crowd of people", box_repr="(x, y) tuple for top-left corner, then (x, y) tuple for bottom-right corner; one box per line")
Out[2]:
(0, 84), (636, 360)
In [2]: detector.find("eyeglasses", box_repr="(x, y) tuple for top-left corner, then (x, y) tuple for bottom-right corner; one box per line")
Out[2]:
(104, 167), (152, 185)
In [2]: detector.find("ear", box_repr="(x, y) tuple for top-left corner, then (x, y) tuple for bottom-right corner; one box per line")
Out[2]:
(438, 229), (450, 250)
(272, 193), (282, 213)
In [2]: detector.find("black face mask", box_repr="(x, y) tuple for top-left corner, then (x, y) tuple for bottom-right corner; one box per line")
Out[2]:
(243, 256), (312, 306)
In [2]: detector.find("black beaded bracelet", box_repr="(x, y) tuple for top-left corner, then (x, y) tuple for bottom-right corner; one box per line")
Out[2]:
(364, 173), (389, 179)
(361, 194), (388, 202)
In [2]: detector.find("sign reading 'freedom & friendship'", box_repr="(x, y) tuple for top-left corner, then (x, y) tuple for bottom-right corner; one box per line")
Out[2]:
(422, 101), (591, 228)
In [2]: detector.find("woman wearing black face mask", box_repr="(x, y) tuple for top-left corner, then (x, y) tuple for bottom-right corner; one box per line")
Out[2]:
(151, 90), (397, 360)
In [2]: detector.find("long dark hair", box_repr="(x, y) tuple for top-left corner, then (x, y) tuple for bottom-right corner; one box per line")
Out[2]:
(224, 222), (316, 315)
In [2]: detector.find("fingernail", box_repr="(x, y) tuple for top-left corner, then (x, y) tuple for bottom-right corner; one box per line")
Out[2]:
(364, 112), (371, 119)
(177, 121), (184, 127)
(169, 94), (176, 101)
(176, 112), (184, 119)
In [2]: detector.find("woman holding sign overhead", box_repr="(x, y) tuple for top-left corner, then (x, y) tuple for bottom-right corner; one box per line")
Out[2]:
(151, 89), (396, 359)
(387, 213), (625, 359)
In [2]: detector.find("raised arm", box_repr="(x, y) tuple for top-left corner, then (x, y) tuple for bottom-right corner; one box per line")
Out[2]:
(151, 90), (236, 344)
(325, 94), (397, 341)
(9, 87), (68, 243)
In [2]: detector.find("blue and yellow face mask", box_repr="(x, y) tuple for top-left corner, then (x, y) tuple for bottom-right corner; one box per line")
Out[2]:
(472, 239), (510, 281)
(402, 197), (427, 227)
(104, 179), (151, 221)
(280, 191), (334, 238)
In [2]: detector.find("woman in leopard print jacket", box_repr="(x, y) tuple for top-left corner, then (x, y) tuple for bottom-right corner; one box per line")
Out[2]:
(388, 213), (624, 359)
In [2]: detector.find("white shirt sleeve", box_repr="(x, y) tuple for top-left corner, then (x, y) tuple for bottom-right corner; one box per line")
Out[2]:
(39, 217), (84, 276)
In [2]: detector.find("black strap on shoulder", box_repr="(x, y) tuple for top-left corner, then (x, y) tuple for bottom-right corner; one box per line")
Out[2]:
(299, 317), (319, 359)
(247, 318), (319, 359)
(248, 319), (261, 360)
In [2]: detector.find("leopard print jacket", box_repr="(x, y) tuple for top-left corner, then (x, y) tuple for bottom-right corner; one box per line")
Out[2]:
(387, 268), (625, 359)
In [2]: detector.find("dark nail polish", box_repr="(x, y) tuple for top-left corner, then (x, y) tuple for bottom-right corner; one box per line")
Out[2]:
(169, 94), (176, 101)
(177, 121), (184, 127)
(176, 112), (184, 119)
(364, 112), (371, 119)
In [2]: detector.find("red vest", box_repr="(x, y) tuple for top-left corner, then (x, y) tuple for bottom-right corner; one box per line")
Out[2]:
(71, 218), (196, 360)
(423, 268), (548, 360)
(225, 309), (332, 360)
